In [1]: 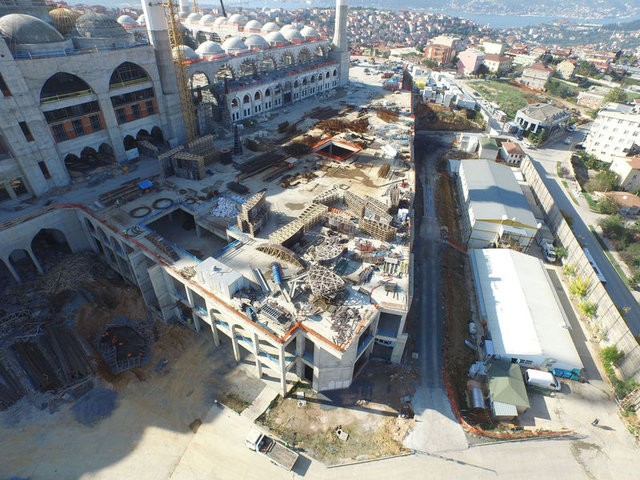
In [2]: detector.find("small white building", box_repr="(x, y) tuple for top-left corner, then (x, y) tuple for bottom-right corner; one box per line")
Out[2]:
(610, 154), (640, 192)
(470, 249), (583, 373)
(457, 160), (539, 249)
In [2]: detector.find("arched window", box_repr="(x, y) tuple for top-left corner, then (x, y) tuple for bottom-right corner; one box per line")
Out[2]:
(243, 95), (250, 104)
(265, 88), (271, 97)
(109, 62), (150, 89)
(254, 91), (261, 101)
(41, 72), (93, 103)
(231, 98), (239, 108)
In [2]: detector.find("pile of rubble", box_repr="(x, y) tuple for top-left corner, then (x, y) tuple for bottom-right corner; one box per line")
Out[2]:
(209, 197), (238, 218)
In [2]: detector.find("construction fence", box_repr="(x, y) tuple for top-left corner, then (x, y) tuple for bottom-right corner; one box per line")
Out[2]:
(521, 157), (640, 384)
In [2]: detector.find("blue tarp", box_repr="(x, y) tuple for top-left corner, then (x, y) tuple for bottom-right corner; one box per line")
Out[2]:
(137, 180), (153, 190)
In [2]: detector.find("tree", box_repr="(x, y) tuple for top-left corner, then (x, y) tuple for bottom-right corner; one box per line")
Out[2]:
(600, 214), (626, 240)
(575, 61), (601, 78)
(475, 64), (489, 77)
(596, 197), (620, 214)
(604, 87), (629, 104)
(585, 170), (618, 192)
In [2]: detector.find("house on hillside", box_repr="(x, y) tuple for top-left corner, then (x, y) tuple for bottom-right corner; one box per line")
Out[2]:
(519, 63), (553, 91)
(610, 154), (640, 192)
(515, 103), (570, 139)
(500, 141), (525, 166)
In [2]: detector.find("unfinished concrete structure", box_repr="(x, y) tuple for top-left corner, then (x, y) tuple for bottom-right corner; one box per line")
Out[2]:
(0, 62), (414, 396)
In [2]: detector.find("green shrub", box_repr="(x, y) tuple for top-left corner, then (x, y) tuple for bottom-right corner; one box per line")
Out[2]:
(570, 275), (590, 298)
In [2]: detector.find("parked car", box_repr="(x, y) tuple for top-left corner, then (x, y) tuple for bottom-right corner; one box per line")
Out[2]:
(525, 369), (562, 391)
(564, 137), (572, 145)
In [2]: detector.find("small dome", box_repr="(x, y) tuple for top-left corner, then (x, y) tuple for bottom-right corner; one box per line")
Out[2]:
(0, 13), (65, 44)
(200, 14), (215, 24)
(300, 26), (319, 38)
(75, 13), (130, 39)
(282, 28), (303, 41)
(221, 36), (247, 52)
(244, 19), (262, 30)
(117, 15), (136, 26)
(172, 44), (199, 60)
(244, 33), (268, 49)
(186, 13), (202, 23)
(195, 40), (224, 55)
(227, 13), (247, 25)
(261, 21), (279, 33)
(49, 8), (81, 35)
(264, 31), (287, 45)
(213, 16), (227, 25)
(280, 24), (296, 32)
(137, 14), (146, 25)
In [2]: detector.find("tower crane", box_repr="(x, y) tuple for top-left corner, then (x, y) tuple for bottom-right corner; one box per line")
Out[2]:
(162, 0), (198, 141)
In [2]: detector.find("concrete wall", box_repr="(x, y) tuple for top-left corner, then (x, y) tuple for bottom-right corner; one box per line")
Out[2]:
(521, 157), (640, 385)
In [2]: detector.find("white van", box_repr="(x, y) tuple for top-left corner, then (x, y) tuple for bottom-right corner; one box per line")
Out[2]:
(524, 369), (561, 391)
(541, 241), (557, 263)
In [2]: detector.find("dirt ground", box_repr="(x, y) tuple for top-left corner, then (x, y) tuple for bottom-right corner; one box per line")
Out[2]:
(258, 360), (417, 466)
(435, 171), (476, 412)
(0, 256), (266, 480)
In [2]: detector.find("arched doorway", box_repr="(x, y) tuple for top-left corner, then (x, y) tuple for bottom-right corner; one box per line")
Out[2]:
(9, 248), (38, 281)
(0, 259), (17, 292)
(31, 228), (72, 270)
(123, 135), (136, 151)
(151, 126), (164, 145)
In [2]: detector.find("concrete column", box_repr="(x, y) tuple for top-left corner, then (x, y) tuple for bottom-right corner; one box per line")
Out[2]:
(3, 181), (17, 199)
(231, 325), (241, 362)
(252, 333), (263, 379)
(96, 92), (127, 162)
(4, 260), (21, 283)
(278, 344), (287, 397)
(28, 249), (44, 275)
(209, 318), (220, 347)
(295, 335), (304, 379)
(185, 287), (194, 307)
(192, 313), (201, 333)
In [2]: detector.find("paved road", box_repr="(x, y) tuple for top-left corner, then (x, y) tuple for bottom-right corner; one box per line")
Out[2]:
(403, 132), (467, 453)
(526, 139), (640, 335)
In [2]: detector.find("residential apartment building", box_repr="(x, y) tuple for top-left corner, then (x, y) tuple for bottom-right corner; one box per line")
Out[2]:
(585, 103), (640, 163)
(610, 154), (640, 192)
(424, 43), (455, 65)
(457, 49), (485, 75)
(518, 63), (553, 91)
(483, 54), (512, 75)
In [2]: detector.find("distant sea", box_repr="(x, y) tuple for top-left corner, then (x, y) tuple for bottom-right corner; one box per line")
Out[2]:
(221, 0), (640, 29)
(99, 0), (640, 29)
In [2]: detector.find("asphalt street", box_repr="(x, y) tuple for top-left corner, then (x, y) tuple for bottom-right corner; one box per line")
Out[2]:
(526, 139), (640, 336)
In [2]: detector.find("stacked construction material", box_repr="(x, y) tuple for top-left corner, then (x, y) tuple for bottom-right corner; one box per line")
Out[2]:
(95, 317), (152, 375)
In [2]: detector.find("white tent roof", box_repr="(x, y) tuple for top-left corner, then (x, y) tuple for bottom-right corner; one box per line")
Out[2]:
(470, 249), (583, 372)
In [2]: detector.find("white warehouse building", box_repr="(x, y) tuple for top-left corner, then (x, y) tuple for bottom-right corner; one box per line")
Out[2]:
(456, 160), (539, 249)
(470, 249), (583, 373)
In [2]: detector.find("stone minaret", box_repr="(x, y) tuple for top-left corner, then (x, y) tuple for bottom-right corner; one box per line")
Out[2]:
(140, 0), (186, 144)
(330, 0), (350, 86)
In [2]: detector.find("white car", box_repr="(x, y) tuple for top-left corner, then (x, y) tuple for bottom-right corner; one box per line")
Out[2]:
(564, 137), (572, 145)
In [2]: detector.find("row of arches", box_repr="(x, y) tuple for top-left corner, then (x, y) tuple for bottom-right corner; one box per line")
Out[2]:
(62, 126), (165, 177)
(227, 68), (339, 121)
(40, 62), (151, 103)
(1, 228), (73, 286)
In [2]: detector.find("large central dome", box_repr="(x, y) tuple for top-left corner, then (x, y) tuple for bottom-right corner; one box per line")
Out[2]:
(0, 13), (65, 44)
(75, 13), (130, 39)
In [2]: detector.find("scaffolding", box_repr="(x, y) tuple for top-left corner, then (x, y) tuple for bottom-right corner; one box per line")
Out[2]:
(163, 0), (198, 141)
(237, 190), (269, 237)
(255, 243), (305, 270)
(360, 217), (396, 242)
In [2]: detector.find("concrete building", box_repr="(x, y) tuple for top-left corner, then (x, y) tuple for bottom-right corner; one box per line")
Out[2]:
(515, 103), (570, 137)
(610, 154), (640, 191)
(555, 59), (576, 79)
(470, 249), (583, 373)
(483, 54), (512, 75)
(585, 102), (640, 163)
(510, 53), (538, 67)
(429, 35), (464, 51)
(423, 43), (455, 66)
(0, 11), (182, 201)
(499, 141), (525, 166)
(456, 160), (539, 249)
(457, 49), (485, 75)
(478, 137), (499, 160)
(482, 41), (504, 55)
(0, 1), (351, 201)
(518, 63), (553, 91)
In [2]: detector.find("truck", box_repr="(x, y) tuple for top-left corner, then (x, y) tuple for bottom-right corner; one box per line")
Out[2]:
(245, 429), (299, 471)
